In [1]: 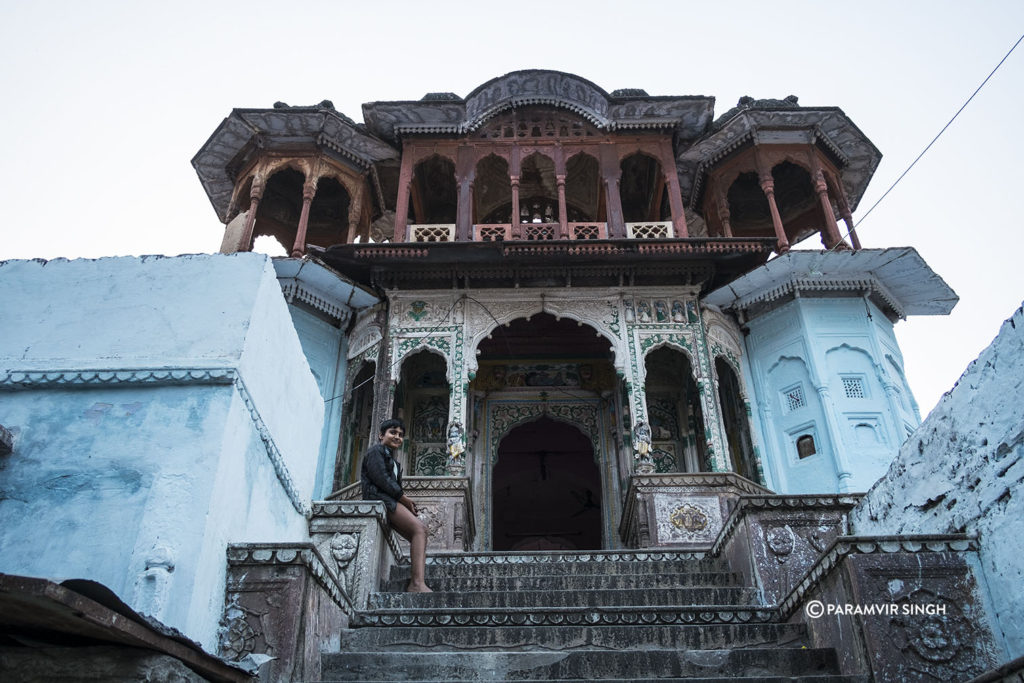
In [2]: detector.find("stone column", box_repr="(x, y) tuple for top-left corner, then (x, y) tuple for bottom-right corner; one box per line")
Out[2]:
(239, 178), (265, 252)
(834, 185), (862, 249)
(556, 175), (568, 239)
(291, 176), (318, 257)
(715, 182), (733, 237)
(393, 152), (414, 242)
(346, 182), (365, 244)
(455, 146), (476, 241)
(813, 169), (847, 249)
(757, 173), (789, 253)
(510, 175), (520, 232)
(660, 141), (688, 237)
(601, 144), (625, 238)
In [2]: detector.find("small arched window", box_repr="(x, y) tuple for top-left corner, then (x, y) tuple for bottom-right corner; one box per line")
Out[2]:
(797, 434), (817, 459)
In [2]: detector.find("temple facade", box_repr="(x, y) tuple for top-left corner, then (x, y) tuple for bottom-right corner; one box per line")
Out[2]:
(9, 72), (1023, 683)
(193, 70), (956, 553)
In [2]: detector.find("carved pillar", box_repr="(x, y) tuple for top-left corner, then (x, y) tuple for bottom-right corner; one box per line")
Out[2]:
(239, 178), (265, 252)
(291, 176), (318, 257)
(393, 151), (414, 242)
(834, 184), (862, 249)
(660, 141), (688, 237)
(812, 167), (847, 249)
(370, 311), (395, 436)
(601, 144), (625, 238)
(510, 175), (520, 233)
(758, 174), (789, 253)
(713, 179), (733, 237)
(556, 175), (568, 238)
(455, 146), (475, 241)
(554, 146), (568, 238)
(346, 182), (365, 244)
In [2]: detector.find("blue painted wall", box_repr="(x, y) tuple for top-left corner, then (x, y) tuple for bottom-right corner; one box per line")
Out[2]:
(743, 296), (921, 494)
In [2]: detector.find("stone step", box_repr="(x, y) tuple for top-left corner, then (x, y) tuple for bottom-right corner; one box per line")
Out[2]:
(368, 586), (759, 610)
(319, 648), (841, 681)
(395, 555), (725, 580)
(353, 603), (776, 629)
(340, 622), (807, 652)
(383, 571), (745, 593)
(321, 677), (868, 683)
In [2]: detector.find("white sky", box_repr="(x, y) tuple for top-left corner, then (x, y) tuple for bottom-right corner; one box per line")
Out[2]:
(2, 0), (1022, 418)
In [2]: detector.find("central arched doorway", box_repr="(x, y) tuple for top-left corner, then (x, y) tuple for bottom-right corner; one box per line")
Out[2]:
(492, 416), (602, 551)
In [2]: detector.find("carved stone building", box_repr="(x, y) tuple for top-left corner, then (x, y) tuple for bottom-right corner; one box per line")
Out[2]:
(5, 71), (1020, 682)
(193, 70), (955, 553)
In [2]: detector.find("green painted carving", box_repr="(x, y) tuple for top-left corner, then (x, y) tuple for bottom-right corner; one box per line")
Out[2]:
(413, 445), (447, 476)
(408, 300), (429, 321)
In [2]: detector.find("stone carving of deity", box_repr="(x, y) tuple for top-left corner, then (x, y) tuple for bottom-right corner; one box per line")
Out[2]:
(671, 300), (685, 322)
(638, 301), (652, 323)
(623, 299), (635, 323)
(329, 532), (359, 592)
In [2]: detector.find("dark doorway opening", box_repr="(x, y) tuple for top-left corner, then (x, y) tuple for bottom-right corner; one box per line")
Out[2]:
(492, 416), (601, 551)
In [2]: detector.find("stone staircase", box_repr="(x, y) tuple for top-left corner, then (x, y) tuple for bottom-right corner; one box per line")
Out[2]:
(318, 550), (867, 682)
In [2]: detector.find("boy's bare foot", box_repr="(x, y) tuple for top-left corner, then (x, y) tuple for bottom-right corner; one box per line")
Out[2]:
(406, 581), (433, 593)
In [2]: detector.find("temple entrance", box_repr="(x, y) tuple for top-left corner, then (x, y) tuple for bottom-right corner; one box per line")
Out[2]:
(492, 417), (602, 551)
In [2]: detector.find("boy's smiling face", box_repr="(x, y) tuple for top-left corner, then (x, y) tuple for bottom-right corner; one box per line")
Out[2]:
(380, 426), (405, 449)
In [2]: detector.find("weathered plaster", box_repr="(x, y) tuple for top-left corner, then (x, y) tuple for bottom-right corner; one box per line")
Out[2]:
(0, 253), (322, 652)
(851, 302), (1024, 659)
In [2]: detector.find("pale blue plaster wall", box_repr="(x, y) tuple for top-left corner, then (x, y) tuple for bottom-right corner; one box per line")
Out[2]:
(0, 253), (323, 651)
(744, 296), (921, 494)
(285, 304), (348, 498)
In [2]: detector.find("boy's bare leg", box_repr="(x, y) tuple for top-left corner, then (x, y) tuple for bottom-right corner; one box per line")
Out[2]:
(388, 505), (432, 592)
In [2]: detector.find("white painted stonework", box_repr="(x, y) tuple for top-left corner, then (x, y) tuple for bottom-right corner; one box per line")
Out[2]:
(0, 253), (323, 652)
(851, 302), (1024, 658)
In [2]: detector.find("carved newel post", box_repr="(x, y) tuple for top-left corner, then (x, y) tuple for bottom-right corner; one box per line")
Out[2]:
(633, 420), (655, 474)
(446, 421), (466, 476)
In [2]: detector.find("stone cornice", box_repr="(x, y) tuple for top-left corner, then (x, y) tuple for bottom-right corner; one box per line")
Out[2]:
(628, 472), (774, 495)
(777, 534), (980, 619)
(226, 543), (354, 614)
(0, 366), (312, 519)
(732, 275), (905, 319)
(0, 367), (237, 389)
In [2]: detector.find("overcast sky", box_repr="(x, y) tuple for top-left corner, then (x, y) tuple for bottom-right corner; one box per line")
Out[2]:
(2, 0), (1021, 418)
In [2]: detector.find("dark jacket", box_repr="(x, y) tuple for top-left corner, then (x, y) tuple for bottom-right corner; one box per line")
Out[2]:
(361, 443), (403, 512)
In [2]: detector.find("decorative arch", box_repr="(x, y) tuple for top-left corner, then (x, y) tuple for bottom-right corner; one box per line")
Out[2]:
(469, 307), (621, 375)
(391, 341), (453, 384)
(488, 402), (602, 458)
(638, 339), (699, 386)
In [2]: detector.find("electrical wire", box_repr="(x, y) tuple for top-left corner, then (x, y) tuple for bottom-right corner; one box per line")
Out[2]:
(850, 31), (1024, 235)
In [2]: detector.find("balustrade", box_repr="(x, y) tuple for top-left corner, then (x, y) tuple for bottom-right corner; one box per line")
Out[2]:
(417, 221), (681, 242)
(409, 224), (456, 242)
(626, 221), (674, 239)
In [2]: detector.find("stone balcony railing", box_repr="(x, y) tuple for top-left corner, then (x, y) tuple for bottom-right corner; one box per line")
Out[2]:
(408, 221), (677, 243)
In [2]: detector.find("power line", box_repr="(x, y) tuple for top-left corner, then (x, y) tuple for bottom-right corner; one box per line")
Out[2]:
(852, 31), (1024, 231)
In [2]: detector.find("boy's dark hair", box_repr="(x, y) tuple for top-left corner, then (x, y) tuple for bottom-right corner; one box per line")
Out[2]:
(378, 418), (405, 436)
